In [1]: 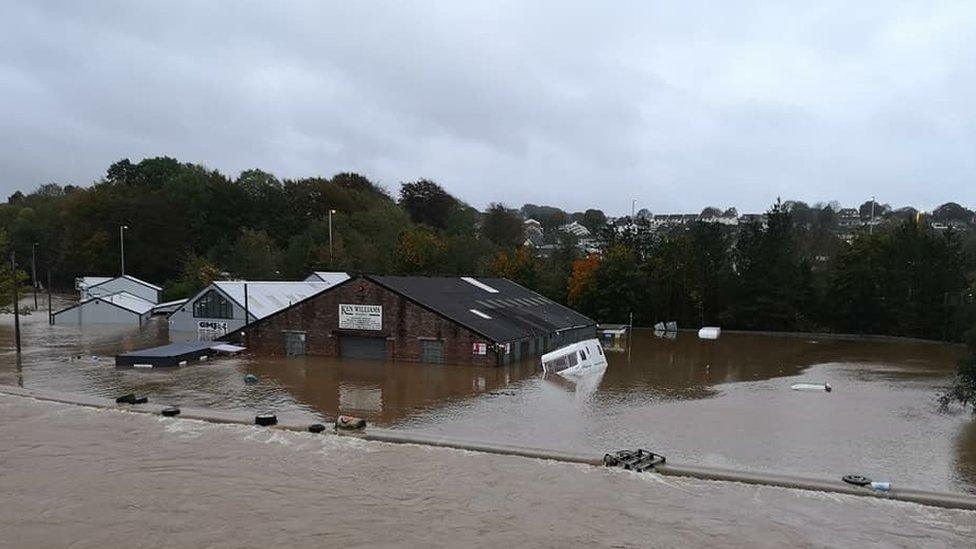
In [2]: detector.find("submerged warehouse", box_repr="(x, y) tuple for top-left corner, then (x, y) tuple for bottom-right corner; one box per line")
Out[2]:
(240, 275), (596, 365)
(167, 274), (349, 340)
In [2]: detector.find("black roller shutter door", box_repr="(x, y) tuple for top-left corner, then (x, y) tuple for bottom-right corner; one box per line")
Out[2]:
(339, 336), (387, 361)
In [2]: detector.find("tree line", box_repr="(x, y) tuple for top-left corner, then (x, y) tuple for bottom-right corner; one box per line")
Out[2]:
(2, 156), (975, 344)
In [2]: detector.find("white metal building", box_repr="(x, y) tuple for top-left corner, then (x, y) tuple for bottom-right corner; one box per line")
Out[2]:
(53, 291), (155, 326)
(304, 271), (351, 285)
(168, 277), (347, 340)
(76, 275), (162, 304)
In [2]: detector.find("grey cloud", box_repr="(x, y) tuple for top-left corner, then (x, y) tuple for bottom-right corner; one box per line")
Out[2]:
(1, 1), (975, 214)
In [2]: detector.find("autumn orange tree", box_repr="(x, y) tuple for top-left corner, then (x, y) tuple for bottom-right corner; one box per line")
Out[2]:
(566, 253), (599, 310)
(491, 247), (538, 287)
(394, 226), (447, 273)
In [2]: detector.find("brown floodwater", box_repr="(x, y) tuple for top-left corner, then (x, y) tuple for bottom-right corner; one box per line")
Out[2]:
(1, 301), (975, 500)
(2, 393), (974, 547)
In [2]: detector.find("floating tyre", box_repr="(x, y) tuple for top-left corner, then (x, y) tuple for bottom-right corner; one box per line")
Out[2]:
(115, 393), (136, 404)
(842, 474), (872, 486)
(308, 423), (327, 433)
(255, 413), (278, 426)
(335, 415), (366, 430)
(161, 406), (181, 417)
(131, 396), (148, 404)
(243, 374), (259, 384)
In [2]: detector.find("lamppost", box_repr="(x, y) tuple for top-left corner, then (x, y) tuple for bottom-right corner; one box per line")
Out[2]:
(869, 195), (876, 235)
(119, 225), (128, 275)
(328, 209), (336, 264)
(31, 242), (38, 310)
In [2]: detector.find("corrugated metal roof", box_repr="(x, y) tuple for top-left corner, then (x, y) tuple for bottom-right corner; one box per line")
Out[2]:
(102, 291), (155, 314)
(152, 298), (188, 314)
(213, 281), (335, 320)
(88, 275), (163, 292)
(305, 271), (351, 285)
(79, 276), (113, 289)
(368, 275), (596, 343)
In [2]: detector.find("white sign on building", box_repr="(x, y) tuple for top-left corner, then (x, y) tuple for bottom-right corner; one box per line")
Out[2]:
(339, 304), (383, 331)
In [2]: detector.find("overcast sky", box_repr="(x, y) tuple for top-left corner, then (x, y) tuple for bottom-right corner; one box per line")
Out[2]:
(2, 1), (974, 215)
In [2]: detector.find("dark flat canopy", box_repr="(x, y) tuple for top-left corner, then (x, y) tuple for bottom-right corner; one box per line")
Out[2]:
(115, 341), (219, 367)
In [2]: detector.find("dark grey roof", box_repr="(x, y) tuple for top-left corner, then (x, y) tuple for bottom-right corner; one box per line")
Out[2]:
(115, 341), (218, 367)
(367, 275), (595, 343)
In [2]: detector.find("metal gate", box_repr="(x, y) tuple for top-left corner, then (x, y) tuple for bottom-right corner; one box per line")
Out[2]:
(283, 331), (306, 357)
(339, 336), (387, 361)
(419, 339), (444, 364)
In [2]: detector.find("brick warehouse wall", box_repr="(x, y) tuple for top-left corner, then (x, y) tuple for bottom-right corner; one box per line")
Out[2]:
(245, 277), (500, 366)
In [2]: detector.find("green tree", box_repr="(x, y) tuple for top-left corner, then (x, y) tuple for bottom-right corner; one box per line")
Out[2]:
(224, 229), (281, 280)
(729, 201), (813, 330)
(481, 203), (524, 248)
(163, 253), (221, 300)
(399, 180), (457, 229)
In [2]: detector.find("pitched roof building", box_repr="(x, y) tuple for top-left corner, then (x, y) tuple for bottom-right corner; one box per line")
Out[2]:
(239, 274), (596, 366)
(168, 278), (347, 339)
(53, 291), (155, 326)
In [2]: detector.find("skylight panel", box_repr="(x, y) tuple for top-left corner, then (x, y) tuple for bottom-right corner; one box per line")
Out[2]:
(460, 277), (499, 293)
(470, 309), (492, 319)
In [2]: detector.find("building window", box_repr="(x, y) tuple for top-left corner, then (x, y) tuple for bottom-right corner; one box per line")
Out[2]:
(193, 290), (233, 319)
(420, 339), (445, 364)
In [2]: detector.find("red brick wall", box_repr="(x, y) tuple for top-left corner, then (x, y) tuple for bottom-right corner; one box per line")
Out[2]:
(245, 277), (499, 366)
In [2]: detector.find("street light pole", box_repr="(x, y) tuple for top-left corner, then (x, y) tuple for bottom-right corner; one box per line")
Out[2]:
(119, 225), (128, 275)
(328, 209), (336, 264)
(870, 196), (876, 235)
(11, 251), (21, 354)
(31, 242), (37, 310)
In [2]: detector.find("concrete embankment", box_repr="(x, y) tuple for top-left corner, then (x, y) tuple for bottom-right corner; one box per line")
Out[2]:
(1, 384), (974, 512)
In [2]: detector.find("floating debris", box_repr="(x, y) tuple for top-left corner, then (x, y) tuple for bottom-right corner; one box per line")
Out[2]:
(791, 382), (832, 392)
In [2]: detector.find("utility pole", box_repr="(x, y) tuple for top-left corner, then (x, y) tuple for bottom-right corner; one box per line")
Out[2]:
(243, 282), (249, 345)
(47, 268), (53, 325)
(119, 224), (128, 275)
(31, 242), (38, 310)
(328, 209), (336, 264)
(11, 252), (21, 354)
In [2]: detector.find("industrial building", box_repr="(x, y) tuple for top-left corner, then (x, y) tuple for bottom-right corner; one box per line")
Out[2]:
(240, 275), (596, 366)
(167, 274), (349, 340)
(52, 291), (155, 326)
(305, 271), (353, 285)
(76, 275), (162, 304)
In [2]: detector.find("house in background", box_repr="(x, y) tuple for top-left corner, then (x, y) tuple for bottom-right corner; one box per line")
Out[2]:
(168, 276), (348, 340)
(558, 221), (591, 238)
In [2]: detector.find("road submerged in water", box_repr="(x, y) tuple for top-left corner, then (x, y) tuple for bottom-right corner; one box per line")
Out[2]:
(1, 393), (974, 548)
(3, 303), (976, 544)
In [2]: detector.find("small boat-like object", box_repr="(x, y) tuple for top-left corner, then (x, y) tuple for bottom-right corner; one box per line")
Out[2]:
(791, 382), (832, 392)
(541, 338), (608, 377)
(698, 326), (721, 339)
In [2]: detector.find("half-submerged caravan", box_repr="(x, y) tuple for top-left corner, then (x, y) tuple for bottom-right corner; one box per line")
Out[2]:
(541, 338), (608, 377)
